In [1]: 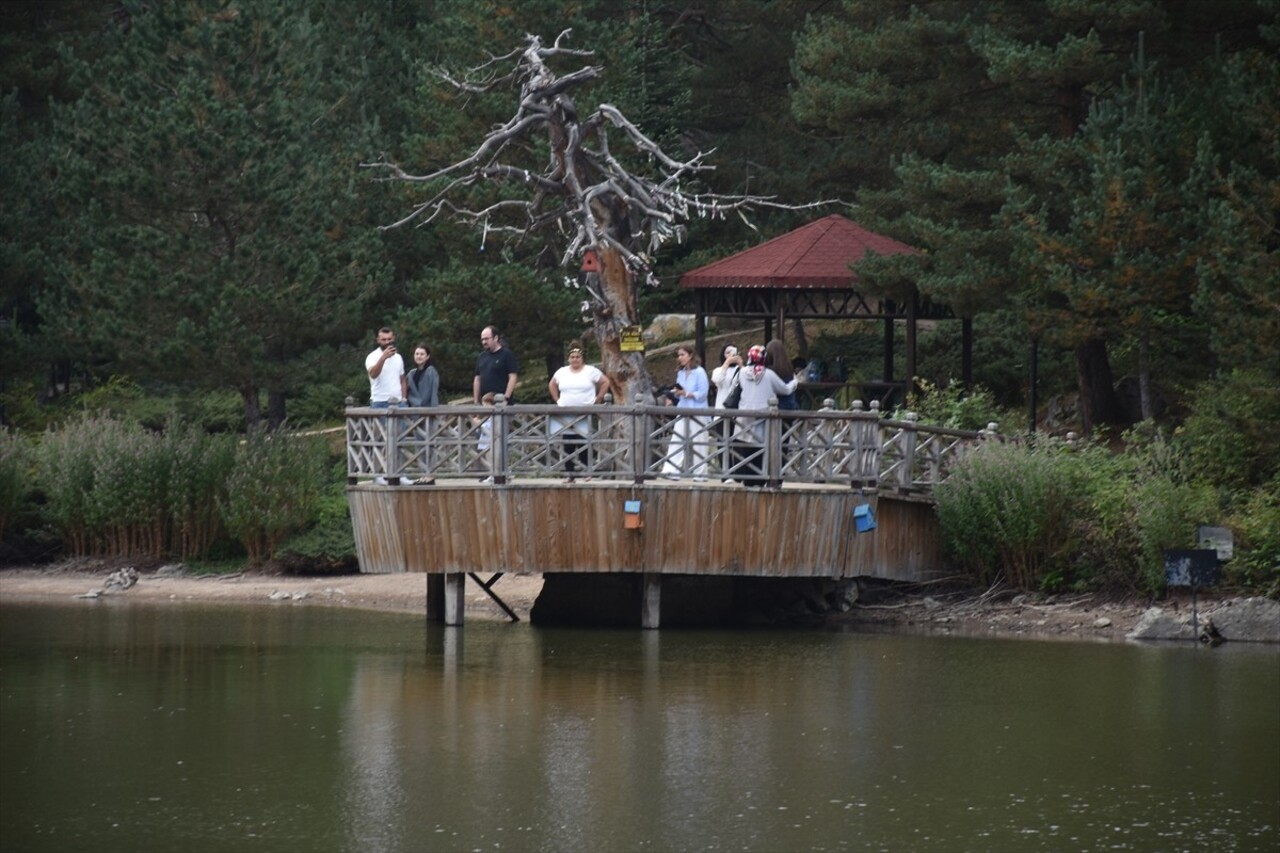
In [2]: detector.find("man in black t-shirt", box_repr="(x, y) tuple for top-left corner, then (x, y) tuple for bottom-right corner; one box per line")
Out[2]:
(473, 325), (519, 403)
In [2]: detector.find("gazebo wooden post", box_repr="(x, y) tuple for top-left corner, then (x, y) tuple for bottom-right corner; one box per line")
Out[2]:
(883, 299), (895, 386)
(906, 293), (918, 397)
(695, 291), (708, 366)
(775, 301), (786, 346)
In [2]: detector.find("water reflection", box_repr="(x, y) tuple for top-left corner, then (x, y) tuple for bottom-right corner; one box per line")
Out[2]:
(2, 602), (1277, 852)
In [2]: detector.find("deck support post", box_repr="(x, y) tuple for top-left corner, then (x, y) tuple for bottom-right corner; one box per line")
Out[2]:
(641, 572), (661, 629)
(426, 574), (445, 623)
(443, 572), (466, 625)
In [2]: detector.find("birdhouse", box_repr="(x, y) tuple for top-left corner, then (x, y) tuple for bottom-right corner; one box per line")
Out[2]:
(623, 499), (643, 529)
(853, 502), (876, 533)
(580, 247), (601, 273)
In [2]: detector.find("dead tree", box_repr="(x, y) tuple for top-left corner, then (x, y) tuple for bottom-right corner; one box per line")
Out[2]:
(365, 30), (830, 404)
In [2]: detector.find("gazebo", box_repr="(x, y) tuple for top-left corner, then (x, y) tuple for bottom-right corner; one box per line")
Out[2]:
(680, 214), (971, 406)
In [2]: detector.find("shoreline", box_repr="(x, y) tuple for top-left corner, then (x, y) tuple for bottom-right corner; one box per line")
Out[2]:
(2, 563), (1273, 644)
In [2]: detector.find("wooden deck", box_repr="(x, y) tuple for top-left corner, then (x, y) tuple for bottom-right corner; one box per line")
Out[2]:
(348, 478), (944, 626)
(345, 401), (992, 626)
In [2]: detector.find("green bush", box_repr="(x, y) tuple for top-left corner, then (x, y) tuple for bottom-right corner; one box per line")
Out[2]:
(896, 378), (1010, 432)
(0, 430), (31, 543)
(221, 430), (327, 564)
(276, 484), (357, 573)
(934, 438), (1101, 590)
(1227, 476), (1280, 596)
(1175, 369), (1280, 491)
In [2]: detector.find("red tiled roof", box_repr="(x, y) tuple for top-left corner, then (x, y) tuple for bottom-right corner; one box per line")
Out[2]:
(680, 214), (918, 289)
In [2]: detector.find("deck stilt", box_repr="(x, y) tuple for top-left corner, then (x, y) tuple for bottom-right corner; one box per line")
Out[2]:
(443, 572), (466, 625)
(426, 574), (444, 623)
(641, 572), (661, 629)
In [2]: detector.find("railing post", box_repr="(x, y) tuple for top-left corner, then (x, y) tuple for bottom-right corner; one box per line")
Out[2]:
(344, 400), (358, 484)
(899, 411), (918, 491)
(865, 400), (882, 489)
(386, 400), (400, 482)
(766, 396), (782, 488)
(632, 394), (647, 484)
(492, 394), (508, 484)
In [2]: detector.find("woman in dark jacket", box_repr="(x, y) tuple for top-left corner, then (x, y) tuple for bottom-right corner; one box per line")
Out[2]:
(406, 344), (440, 483)
(406, 344), (440, 407)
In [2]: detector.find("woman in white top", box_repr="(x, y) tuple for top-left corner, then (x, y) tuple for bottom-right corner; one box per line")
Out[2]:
(710, 344), (743, 476)
(548, 341), (609, 482)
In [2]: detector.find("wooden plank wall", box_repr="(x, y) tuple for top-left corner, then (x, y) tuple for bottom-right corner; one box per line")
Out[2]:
(348, 482), (945, 582)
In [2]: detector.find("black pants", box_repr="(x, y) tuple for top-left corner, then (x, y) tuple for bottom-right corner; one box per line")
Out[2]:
(731, 440), (765, 487)
(563, 432), (588, 475)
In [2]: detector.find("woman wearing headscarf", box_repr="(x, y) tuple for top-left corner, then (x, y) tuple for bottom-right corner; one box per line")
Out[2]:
(764, 339), (799, 411)
(732, 344), (798, 487)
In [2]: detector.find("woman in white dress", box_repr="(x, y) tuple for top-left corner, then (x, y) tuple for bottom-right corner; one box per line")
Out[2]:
(548, 341), (609, 482)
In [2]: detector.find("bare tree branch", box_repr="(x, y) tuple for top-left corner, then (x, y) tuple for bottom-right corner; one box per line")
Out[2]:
(364, 30), (846, 401)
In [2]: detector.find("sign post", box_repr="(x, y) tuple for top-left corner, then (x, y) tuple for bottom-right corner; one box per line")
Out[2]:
(1163, 549), (1223, 641)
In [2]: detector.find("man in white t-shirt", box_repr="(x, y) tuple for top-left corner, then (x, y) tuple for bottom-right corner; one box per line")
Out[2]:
(365, 326), (407, 407)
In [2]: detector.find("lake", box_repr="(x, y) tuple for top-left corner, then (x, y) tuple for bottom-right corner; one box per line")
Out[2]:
(1, 601), (1276, 852)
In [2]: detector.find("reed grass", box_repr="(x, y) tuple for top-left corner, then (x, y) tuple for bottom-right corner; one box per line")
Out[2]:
(220, 429), (326, 564)
(36, 414), (235, 559)
(0, 429), (31, 543)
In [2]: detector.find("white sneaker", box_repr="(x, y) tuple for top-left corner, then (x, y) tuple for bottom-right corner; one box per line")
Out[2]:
(480, 476), (494, 484)
(662, 473), (681, 481)
(373, 476), (388, 485)
(693, 476), (708, 482)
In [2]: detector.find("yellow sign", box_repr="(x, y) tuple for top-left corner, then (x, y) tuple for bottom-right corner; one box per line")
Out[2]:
(619, 325), (645, 352)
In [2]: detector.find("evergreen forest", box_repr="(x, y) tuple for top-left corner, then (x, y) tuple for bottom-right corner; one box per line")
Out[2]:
(1, 1), (1276, 592)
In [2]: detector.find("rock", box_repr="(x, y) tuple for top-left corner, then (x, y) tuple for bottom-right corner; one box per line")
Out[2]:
(155, 564), (186, 578)
(103, 567), (138, 592)
(268, 590), (290, 601)
(74, 589), (103, 599)
(1126, 607), (1195, 641)
(1010, 594), (1030, 607)
(1041, 393), (1080, 430)
(1093, 617), (1113, 628)
(291, 591), (308, 601)
(1204, 598), (1280, 643)
(642, 314), (698, 346)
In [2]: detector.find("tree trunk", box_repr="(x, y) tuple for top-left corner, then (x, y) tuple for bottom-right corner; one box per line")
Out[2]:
(240, 386), (262, 432)
(266, 389), (287, 431)
(1073, 337), (1123, 435)
(592, 244), (653, 405)
(791, 318), (809, 359)
(1138, 330), (1153, 422)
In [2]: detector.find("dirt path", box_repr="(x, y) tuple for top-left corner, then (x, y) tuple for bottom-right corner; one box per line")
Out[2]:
(0, 564), (543, 621)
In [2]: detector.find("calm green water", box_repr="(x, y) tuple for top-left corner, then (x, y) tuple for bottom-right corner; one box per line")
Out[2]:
(1, 601), (1276, 853)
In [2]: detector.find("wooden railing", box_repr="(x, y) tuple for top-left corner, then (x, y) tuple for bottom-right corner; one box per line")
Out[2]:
(347, 396), (997, 496)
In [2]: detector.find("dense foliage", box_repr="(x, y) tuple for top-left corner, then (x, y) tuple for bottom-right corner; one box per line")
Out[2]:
(0, 1), (1275, 589)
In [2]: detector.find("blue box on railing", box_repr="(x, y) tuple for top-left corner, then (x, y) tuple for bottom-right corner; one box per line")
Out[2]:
(853, 503), (876, 533)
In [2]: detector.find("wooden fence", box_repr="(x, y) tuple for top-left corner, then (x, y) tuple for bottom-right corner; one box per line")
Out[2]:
(346, 396), (997, 496)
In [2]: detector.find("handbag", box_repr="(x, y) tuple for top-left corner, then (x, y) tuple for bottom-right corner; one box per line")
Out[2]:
(722, 367), (742, 409)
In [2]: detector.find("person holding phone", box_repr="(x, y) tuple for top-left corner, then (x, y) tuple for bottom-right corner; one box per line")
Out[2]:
(366, 326), (407, 408)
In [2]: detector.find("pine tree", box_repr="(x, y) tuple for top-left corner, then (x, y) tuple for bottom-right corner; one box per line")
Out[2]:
(36, 1), (394, 429)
